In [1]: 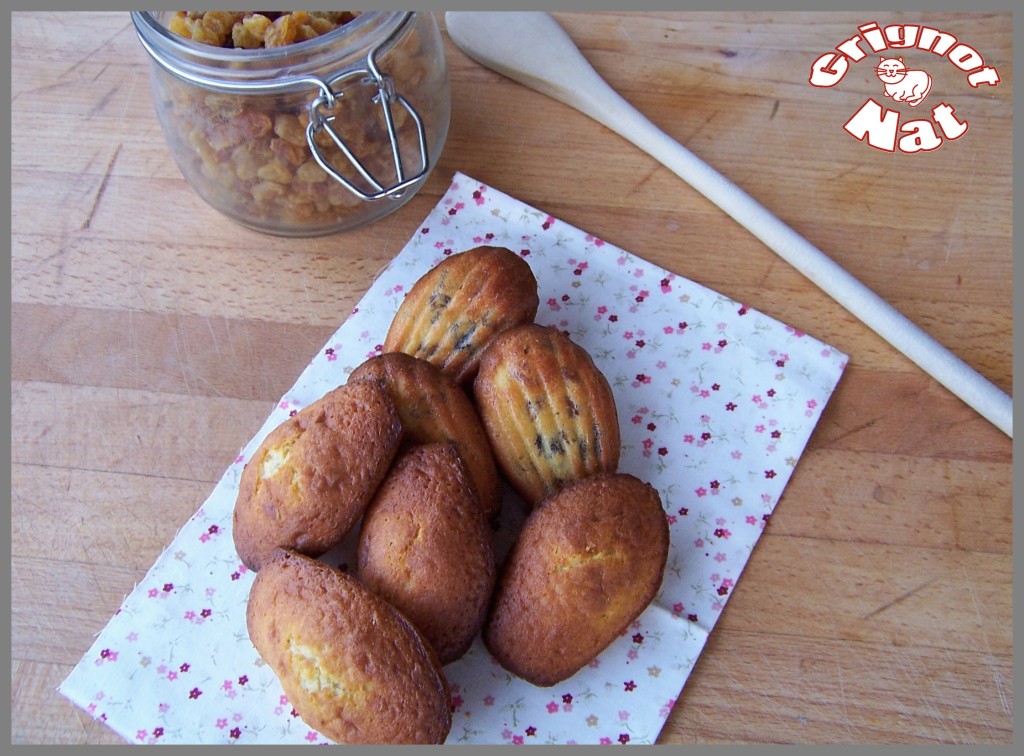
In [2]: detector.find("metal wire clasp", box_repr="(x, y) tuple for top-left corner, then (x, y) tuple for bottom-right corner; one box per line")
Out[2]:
(305, 12), (430, 202)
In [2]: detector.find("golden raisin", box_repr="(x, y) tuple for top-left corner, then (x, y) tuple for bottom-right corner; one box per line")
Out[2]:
(273, 113), (307, 147)
(257, 159), (293, 185)
(231, 14), (272, 49)
(296, 160), (328, 184)
(166, 11), (360, 49)
(264, 14), (297, 47)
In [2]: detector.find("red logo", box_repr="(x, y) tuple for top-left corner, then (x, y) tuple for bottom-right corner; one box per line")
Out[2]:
(809, 21), (1000, 153)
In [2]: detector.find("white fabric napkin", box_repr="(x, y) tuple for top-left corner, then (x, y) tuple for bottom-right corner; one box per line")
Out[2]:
(60, 172), (847, 744)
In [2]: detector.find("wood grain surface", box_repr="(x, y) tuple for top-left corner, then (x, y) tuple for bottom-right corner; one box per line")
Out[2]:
(10, 11), (1012, 744)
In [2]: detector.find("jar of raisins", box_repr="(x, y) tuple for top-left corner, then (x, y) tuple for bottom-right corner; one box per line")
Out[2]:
(132, 11), (450, 237)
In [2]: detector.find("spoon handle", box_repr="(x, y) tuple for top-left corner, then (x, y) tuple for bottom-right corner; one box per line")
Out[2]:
(445, 12), (1012, 437)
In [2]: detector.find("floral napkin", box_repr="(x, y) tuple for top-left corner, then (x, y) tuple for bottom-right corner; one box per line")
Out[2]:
(60, 172), (847, 745)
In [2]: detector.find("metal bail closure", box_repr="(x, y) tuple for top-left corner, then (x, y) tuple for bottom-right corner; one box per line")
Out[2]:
(305, 14), (430, 202)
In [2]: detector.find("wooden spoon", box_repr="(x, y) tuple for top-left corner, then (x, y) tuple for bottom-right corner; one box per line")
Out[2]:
(444, 11), (1012, 438)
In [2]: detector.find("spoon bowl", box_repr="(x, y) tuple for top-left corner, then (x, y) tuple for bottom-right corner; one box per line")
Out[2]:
(444, 11), (1012, 437)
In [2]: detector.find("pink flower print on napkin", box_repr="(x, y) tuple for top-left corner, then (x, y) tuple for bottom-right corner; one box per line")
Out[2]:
(95, 648), (118, 665)
(57, 172), (846, 746)
(472, 231), (497, 245)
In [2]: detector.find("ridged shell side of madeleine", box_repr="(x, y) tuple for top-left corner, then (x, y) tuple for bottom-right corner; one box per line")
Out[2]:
(472, 323), (620, 507)
(383, 246), (539, 385)
(348, 353), (502, 522)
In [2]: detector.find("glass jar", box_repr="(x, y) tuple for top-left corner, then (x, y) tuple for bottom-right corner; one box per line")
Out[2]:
(131, 11), (450, 237)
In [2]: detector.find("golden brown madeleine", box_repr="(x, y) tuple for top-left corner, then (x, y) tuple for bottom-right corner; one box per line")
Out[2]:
(484, 473), (669, 687)
(383, 246), (540, 384)
(232, 381), (403, 571)
(473, 323), (620, 507)
(246, 550), (452, 744)
(357, 443), (496, 665)
(349, 352), (502, 522)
